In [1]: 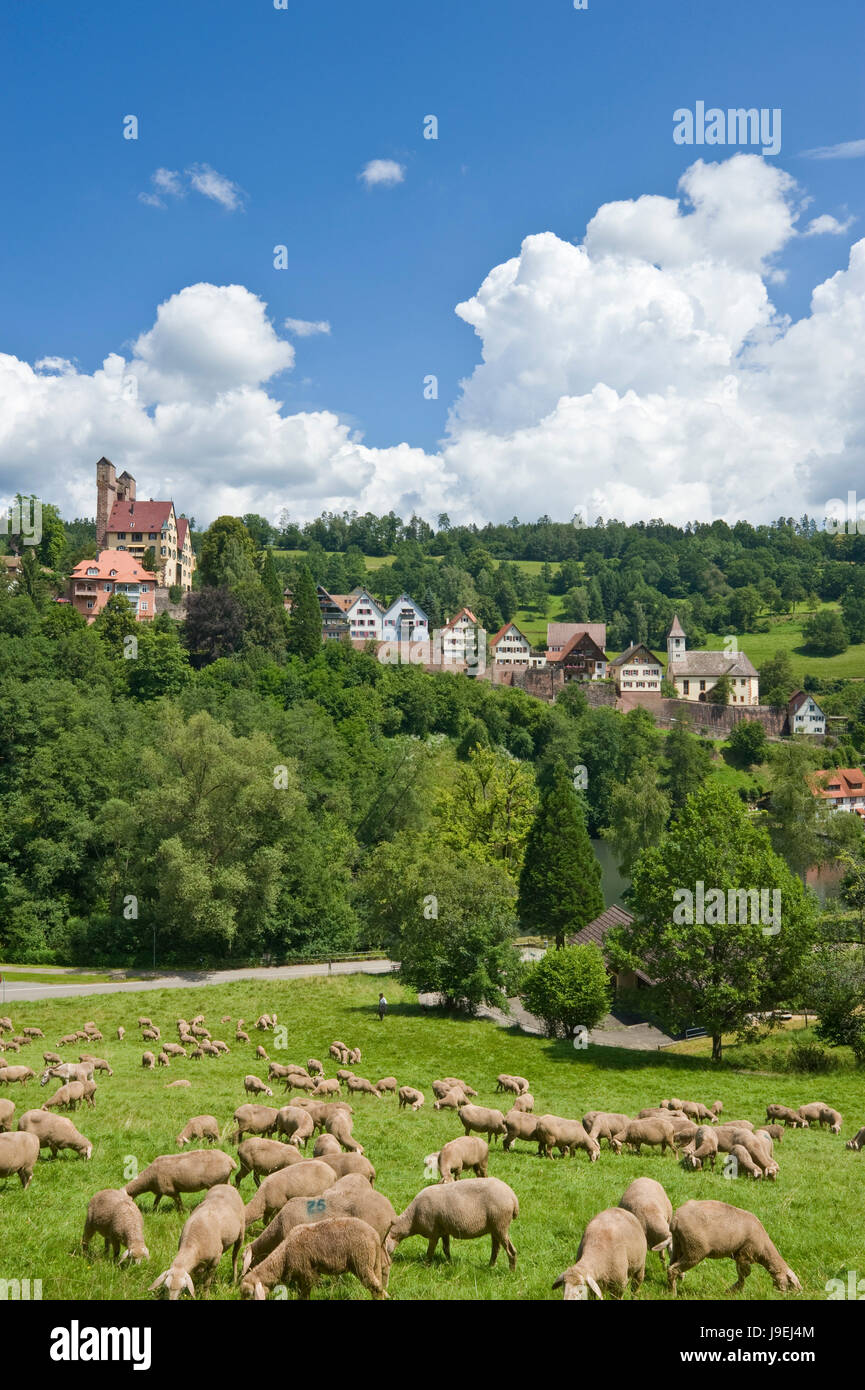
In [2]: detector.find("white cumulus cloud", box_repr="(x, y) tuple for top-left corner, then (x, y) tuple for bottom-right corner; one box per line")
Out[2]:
(359, 159), (405, 188)
(284, 318), (331, 337)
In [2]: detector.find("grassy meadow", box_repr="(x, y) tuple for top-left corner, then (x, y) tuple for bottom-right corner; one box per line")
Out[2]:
(1, 974), (862, 1302)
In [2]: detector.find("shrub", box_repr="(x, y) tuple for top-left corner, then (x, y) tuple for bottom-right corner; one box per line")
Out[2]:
(519, 943), (611, 1040)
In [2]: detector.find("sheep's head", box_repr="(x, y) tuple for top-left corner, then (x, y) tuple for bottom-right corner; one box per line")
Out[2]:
(149, 1267), (195, 1300)
(830, 1121), (842, 1135)
(552, 1266), (602, 1301)
(775, 1267), (801, 1292)
(239, 1275), (268, 1301)
(119, 1243), (150, 1266)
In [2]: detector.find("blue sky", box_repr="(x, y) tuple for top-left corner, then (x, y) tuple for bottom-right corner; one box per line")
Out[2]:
(1, 0), (863, 526)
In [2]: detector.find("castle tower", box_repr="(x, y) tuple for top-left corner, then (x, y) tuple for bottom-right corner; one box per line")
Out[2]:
(667, 613), (686, 665)
(95, 457), (117, 549)
(96, 458), (135, 547)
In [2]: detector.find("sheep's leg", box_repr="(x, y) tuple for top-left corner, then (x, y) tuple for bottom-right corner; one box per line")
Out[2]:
(172, 1194), (184, 1215)
(489, 1236), (500, 1266)
(730, 1256), (750, 1292)
(231, 1238), (242, 1283)
(425, 1237), (439, 1262)
(630, 1267), (644, 1296)
(504, 1236), (517, 1271)
(441, 1234), (452, 1261)
(152, 1193), (161, 1214)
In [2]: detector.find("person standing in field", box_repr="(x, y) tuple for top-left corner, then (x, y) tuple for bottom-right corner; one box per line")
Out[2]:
(378, 992), (387, 1021)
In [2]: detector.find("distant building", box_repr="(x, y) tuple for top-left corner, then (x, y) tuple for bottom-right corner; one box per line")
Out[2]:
(489, 621), (533, 667)
(609, 643), (663, 693)
(787, 690), (826, 736)
(96, 457), (195, 590)
(441, 608), (484, 665)
(810, 767), (865, 817)
(68, 550), (157, 623)
(665, 614), (759, 704)
(567, 904), (653, 992)
(316, 586), (351, 640)
(282, 588), (294, 613)
(382, 594), (429, 643)
(344, 589), (385, 640)
(547, 629), (608, 681)
(546, 621), (607, 654)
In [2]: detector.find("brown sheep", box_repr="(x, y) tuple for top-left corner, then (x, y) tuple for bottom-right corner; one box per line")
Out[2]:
(241, 1216), (388, 1300)
(658, 1199), (801, 1295)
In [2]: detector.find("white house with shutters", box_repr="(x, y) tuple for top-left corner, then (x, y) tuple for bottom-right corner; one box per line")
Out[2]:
(382, 594), (429, 642)
(489, 622), (532, 666)
(788, 690), (827, 736)
(609, 642), (663, 693)
(344, 589), (384, 640)
(441, 608), (484, 664)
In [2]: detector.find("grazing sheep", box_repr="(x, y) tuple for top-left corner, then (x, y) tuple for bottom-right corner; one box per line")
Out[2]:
(439, 1078), (478, 1096)
(255, 1046), (268, 1062)
(322, 1115), (361, 1155)
(433, 1088), (469, 1111)
(22, 1027), (44, 1039)
(232, 1104), (280, 1143)
(757, 1124), (784, 1143)
(137, 1017), (153, 1028)
(711, 1101), (724, 1118)
(276, 1105), (315, 1148)
(554, 1207), (647, 1300)
(495, 1074), (524, 1097)
(503, 1109), (540, 1151)
(658, 1200), (801, 1295)
(141, 1052), (156, 1070)
(637, 1107), (666, 1118)
(346, 1076), (381, 1099)
(730, 1144), (763, 1180)
(618, 1177), (673, 1266)
(319, 1152), (376, 1184)
(116, 1027), (125, 1041)
(313, 1134), (342, 1157)
(191, 1025), (211, 1040)
(610, 1116), (677, 1158)
(432, 1079), (458, 1100)
(42, 1081), (86, 1112)
(42, 1052), (62, 1066)
(42, 1060), (94, 1086)
(57, 1033), (79, 1048)
(189, 1049), (205, 1061)
(399, 1086), (424, 1111)
(0, 1065), (35, 1086)
(240, 1176), (396, 1274)
(283, 1073), (316, 1095)
(211, 1040), (230, 1055)
(141, 1028), (160, 1043)
(459, 1104), (508, 1145)
(845, 1126), (865, 1152)
(536, 1115), (600, 1162)
(243, 1074), (273, 1099)
(149, 1184), (245, 1299)
(386, 1177), (518, 1270)
(329, 1042), (349, 1062)
(243, 1159), (337, 1229)
(437, 1136), (489, 1182)
(682, 1125), (720, 1171)
(818, 1105), (843, 1134)
(347, 1048), (362, 1065)
(1, 1041), (20, 1053)
(0, 1098), (15, 1131)
(242, 1217), (388, 1300)
(681, 1101), (715, 1123)
(157, 1052), (170, 1068)
(176, 1115), (220, 1148)
(220, 1016), (231, 1024)
(165, 1080), (191, 1089)
(374, 1076), (397, 1097)
(234, 1138), (304, 1187)
(267, 1063), (294, 1081)
(79, 1056), (113, 1075)
(17, 1110), (93, 1159)
(161, 1043), (187, 1059)
(0, 1017), (11, 1032)
(511, 1092), (533, 1113)
(584, 1112), (631, 1148)
(766, 1103), (808, 1129)
(312, 1078), (340, 1097)
(125, 1149), (237, 1213)
(307, 1058), (324, 1077)
(236, 1030), (250, 1044)
(0, 1130), (40, 1188)
(83, 1188), (150, 1264)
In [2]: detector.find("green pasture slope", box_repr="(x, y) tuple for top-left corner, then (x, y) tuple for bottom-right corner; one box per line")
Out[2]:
(2, 975), (860, 1302)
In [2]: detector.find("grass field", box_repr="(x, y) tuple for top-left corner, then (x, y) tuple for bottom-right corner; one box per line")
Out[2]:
(1, 975), (861, 1302)
(703, 609), (865, 683)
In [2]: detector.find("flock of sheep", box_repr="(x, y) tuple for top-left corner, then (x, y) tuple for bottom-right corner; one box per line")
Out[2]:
(1, 1010), (862, 1300)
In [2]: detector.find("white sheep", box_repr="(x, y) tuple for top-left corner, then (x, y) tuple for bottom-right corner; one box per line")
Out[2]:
(149, 1184), (245, 1298)
(554, 1207), (647, 1300)
(125, 1149), (237, 1212)
(657, 1199), (801, 1295)
(83, 1188), (150, 1263)
(386, 1177), (518, 1269)
(241, 1216), (388, 1300)
(0, 1129), (40, 1187)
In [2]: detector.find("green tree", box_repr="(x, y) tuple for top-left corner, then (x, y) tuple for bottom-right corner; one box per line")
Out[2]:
(198, 516), (258, 588)
(602, 756), (671, 874)
(261, 548), (283, 606)
(706, 674), (731, 705)
(764, 740), (859, 879)
(286, 565), (322, 659)
(183, 587), (245, 667)
(437, 746), (538, 874)
(518, 766), (604, 948)
(141, 546), (157, 575)
(94, 594), (138, 654)
(662, 720), (712, 811)
(726, 719), (768, 769)
(607, 781), (818, 1060)
(520, 942), (612, 1039)
(802, 610), (849, 656)
(804, 946), (865, 1061)
(126, 625), (192, 700)
(759, 649), (796, 707)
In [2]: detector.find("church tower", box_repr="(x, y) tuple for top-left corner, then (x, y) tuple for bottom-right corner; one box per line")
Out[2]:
(96, 458), (136, 548)
(667, 614), (686, 665)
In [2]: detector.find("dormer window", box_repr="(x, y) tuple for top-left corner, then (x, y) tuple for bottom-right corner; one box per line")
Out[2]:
(109, 569), (117, 577)
(86, 567), (98, 576)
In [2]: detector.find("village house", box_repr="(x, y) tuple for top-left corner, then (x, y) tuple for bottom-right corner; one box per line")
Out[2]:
(382, 593), (429, 643)
(68, 550), (157, 623)
(441, 607), (485, 666)
(489, 621), (533, 666)
(567, 905), (652, 993)
(316, 586), (351, 640)
(810, 767), (865, 817)
(546, 629), (608, 681)
(665, 614), (759, 704)
(609, 642), (663, 693)
(343, 588), (385, 640)
(96, 458), (195, 590)
(787, 690), (827, 736)
(546, 621), (607, 654)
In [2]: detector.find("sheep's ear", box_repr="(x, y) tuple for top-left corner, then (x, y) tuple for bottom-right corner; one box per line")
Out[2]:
(241, 1247), (253, 1277)
(148, 1271), (168, 1292)
(552, 1273), (565, 1289)
(587, 1276), (603, 1300)
(183, 1272), (196, 1297)
(786, 1269), (801, 1290)
(651, 1238), (670, 1252)
(254, 1280), (266, 1301)
(118, 1248), (130, 1265)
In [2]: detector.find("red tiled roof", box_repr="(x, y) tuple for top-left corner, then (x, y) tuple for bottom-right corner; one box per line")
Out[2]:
(443, 607), (478, 629)
(547, 629), (607, 664)
(107, 500), (173, 533)
(489, 622), (530, 647)
(810, 768), (865, 800)
(547, 622), (606, 650)
(176, 517), (189, 548)
(70, 549), (156, 582)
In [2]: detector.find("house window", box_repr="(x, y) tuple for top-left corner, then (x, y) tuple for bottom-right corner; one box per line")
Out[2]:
(104, 583), (111, 592)
(161, 547), (167, 556)
(683, 680), (689, 694)
(109, 569), (117, 577)
(86, 600), (94, 609)
(86, 567), (98, 576)
(132, 533), (142, 542)
(699, 680), (706, 692)
(149, 532), (157, 540)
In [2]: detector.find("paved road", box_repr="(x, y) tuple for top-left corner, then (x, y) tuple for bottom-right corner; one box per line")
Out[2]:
(0, 959), (395, 1005)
